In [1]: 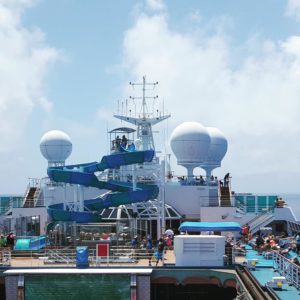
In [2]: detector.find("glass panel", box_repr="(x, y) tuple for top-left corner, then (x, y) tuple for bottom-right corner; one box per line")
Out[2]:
(101, 209), (113, 218)
(120, 210), (128, 218)
(25, 274), (130, 300)
(110, 209), (118, 219)
(168, 208), (178, 218)
(246, 196), (255, 212)
(257, 196), (267, 212)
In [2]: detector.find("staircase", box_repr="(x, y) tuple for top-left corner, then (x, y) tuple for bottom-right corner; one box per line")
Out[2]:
(34, 188), (44, 207)
(246, 211), (274, 235)
(23, 187), (37, 208)
(220, 187), (231, 207)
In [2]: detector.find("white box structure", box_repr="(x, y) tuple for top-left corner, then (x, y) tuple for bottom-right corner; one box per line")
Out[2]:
(174, 235), (225, 267)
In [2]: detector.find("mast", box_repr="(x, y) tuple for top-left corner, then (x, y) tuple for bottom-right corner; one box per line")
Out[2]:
(114, 76), (170, 153)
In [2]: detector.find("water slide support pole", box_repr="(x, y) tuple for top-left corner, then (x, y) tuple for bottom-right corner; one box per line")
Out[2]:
(79, 185), (84, 212)
(161, 159), (166, 235)
(132, 164), (137, 191)
(63, 183), (67, 210)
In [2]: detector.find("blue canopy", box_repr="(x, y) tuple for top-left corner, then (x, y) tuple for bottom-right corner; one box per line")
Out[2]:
(179, 222), (242, 232)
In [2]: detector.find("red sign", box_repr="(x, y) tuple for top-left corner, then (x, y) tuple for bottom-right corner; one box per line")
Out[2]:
(96, 244), (109, 257)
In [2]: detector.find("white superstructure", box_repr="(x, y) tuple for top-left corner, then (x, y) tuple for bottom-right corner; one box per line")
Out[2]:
(1, 77), (298, 241)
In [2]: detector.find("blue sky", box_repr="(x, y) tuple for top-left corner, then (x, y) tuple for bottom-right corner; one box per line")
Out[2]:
(1, 0), (300, 194)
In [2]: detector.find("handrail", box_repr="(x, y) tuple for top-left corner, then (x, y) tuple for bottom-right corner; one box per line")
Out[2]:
(272, 250), (300, 290)
(287, 220), (300, 235)
(248, 213), (274, 234)
(8, 247), (170, 267)
(236, 265), (278, 300)
(7, 245), (239, 267)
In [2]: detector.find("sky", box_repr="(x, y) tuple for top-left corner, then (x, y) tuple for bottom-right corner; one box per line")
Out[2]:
(1, 0), (300, 194)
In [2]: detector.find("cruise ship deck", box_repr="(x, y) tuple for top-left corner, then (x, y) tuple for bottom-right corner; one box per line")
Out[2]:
(0, 243), (300, 300)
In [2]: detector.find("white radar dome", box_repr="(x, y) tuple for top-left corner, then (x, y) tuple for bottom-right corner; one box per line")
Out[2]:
(204, 127), (228, 165)
(170, 122), (211, 165)
(40, 130), (72, 163)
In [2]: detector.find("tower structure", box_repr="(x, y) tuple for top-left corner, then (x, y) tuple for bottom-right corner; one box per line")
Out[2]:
(114, 76), (170, 236)
(114, 76), (170, 153)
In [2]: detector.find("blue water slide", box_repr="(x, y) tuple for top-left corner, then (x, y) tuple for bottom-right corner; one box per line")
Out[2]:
(14, 235), (47, 250)
(47, 150), (159, 223)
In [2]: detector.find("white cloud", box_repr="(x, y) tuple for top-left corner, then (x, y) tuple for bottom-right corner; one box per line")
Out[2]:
(37, 96), (53, 113)
(96, 106), (115, 122)
(0, 1), (59, 153)
(146, 0), (165, 11)
(189, 9), (202, 23)
(121, 11), (300, 192)
(286, 0), (300, 21)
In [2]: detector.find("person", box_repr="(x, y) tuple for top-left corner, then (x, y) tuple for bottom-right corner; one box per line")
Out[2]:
(131, 235), (139, 261)
(0, 235), (6, 247)
(296, 234), (300, 254)
(0, 234), (6, 262)
(241, 224), (249, 243)
(224, 173), (230, 187)
(275, 197), (285, 208)
(292, 256), (300, 267)
(165, 235), (173, 250)
(280, 246), (292, 258)
(131, 235), (138, 249)
(101, 231), (109, 240)
(146, 238), (154, 266)
(248, 231), (253, 242)
(6, 232), (15, 250)
(121, 135), (128, 148)
(115, 135), (121, 150)
(255, 234), (264, 254)
(155, 237), (165, 266)
(199, 175), (204, 185)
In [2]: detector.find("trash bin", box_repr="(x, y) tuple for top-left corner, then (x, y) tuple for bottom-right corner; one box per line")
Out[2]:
(76, 246), (89, 268)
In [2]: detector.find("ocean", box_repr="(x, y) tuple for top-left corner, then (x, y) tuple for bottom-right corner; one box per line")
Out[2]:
(280, 194), (300, 221)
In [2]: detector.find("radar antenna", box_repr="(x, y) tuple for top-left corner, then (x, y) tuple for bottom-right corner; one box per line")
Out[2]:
(114, 76), (170, 152)
(129, 76), (158, 121)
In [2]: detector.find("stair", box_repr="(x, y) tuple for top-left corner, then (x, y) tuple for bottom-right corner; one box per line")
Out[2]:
(246, 212), (274, 235)
(23, 187), (37, 208)
(34, 188), (44, 207)
(220, 187), (231, 207)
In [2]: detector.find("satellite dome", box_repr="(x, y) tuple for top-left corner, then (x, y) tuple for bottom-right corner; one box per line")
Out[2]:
(200, 127), (228, 178)
(170, 122), (211, 164)
(170, 122), (211, 179)
(40, 130), (72, 164)
(204, 127), (228, 164)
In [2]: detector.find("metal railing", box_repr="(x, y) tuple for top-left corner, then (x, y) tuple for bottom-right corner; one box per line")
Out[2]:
(272, 250), (300, 290)
(8, 247), (171, 267)
(6, 245), (239, 268)
(234, 194), (277, 214)
(288, 221), (300, 235)
(248, 212), (274, 235)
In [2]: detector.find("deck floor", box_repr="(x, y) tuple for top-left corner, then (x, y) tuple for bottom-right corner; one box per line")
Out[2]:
(242, 244), (300, 299)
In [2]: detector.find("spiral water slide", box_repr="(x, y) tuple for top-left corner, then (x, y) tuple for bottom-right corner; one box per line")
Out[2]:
(47, 150), (159, 223)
